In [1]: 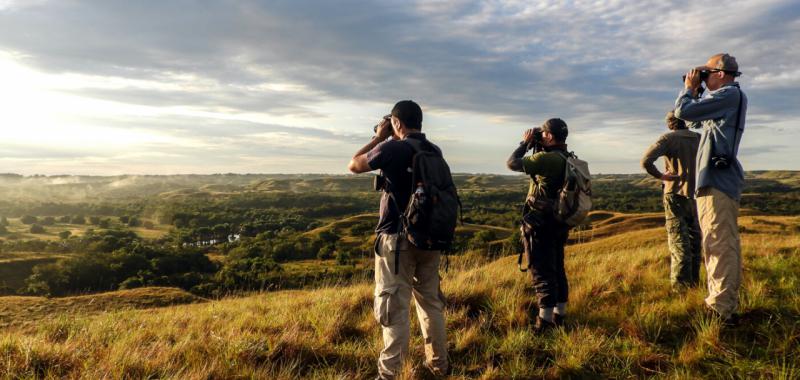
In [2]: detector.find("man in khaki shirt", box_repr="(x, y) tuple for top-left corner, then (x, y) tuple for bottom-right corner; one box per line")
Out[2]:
(641, 111), (702, 290)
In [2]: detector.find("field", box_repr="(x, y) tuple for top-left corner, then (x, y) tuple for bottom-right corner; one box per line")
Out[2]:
(0, 172), (798, 378)
(1, 213), (798, 379)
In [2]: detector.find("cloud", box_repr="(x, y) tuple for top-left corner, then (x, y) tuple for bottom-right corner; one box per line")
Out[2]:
(0, 0), (798, 174)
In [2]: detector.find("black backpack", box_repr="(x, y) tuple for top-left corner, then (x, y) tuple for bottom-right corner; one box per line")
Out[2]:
(387, 137), (461, 273)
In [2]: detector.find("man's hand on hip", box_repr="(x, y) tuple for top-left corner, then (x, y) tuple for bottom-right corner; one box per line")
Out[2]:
(661, 173), (680, 182)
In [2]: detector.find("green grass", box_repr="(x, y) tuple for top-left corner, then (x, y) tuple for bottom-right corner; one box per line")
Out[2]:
(0, 214), (798, 379)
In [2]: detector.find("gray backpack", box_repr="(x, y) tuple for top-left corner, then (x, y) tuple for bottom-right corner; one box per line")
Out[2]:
(554, 151), (592, 227)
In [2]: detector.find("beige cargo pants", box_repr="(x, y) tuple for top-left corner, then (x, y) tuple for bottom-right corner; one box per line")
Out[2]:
(374, 233), (448, 379)
(696, 187), (742, 319)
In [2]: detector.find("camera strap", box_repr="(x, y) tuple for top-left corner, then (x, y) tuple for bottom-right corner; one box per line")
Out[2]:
(728, 86), (744, 159)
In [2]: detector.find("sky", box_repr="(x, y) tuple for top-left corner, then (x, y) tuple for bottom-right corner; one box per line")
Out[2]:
(0, 0), (798, 175)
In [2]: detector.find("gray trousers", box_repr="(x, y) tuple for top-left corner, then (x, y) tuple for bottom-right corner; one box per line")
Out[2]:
(373, 233), (448, 379)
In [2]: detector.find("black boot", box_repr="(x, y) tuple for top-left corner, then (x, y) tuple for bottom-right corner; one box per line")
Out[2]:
(533, 316), (556, 334)
(703, 305), (740, 327)
(554, 313), (565, 328)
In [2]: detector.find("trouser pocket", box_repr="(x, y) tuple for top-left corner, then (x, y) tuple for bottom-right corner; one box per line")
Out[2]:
(374, 285), (399, 326)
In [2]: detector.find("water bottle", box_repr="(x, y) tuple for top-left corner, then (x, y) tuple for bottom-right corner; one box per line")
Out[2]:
(415, 183), (426, 204)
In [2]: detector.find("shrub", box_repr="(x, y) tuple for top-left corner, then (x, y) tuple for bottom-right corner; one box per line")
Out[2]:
(317, 245), (335, 260)
(24, 244), (216, 296)
(504, 229), (523, 256)
(29, 224), (45, 234)
(21, 215), (38, 224)
(470, 229), (497, 248)
(215, 256), (281, 291)
(335, 250), (352, 266)
(318, 229), (340, 244)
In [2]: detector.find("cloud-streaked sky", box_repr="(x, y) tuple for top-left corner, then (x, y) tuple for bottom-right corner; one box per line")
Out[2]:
(1, 0), (798, 175)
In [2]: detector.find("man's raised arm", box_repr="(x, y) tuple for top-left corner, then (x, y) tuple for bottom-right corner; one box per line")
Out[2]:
(348, 119), (392, 174)
(507, 142), (529, 172)
(507, 129), (535, 172)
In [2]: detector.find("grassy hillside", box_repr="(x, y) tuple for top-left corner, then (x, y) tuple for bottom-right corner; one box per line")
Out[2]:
(0, 287), (202, 329)
(1, 214), (798, 379)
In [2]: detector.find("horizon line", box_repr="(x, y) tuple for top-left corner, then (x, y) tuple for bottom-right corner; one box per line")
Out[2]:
(1, 169), (798, 178)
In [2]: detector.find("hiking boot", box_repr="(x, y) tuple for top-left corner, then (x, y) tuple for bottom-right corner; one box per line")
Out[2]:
(554, 313), (565, 328)
(722, 313), (740, 327)
(421, 362), (449, 379)
(533, 316), (556, 334)
(703, 305), (740, 327)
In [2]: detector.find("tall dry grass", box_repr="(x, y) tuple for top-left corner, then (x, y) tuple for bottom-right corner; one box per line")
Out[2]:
(1, 215), (798, 379)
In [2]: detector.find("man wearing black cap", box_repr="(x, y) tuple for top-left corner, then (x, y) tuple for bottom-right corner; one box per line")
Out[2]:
(674, 53), (747, 325)
(507, 118), (571, 333)
(348, 100), (448, 379)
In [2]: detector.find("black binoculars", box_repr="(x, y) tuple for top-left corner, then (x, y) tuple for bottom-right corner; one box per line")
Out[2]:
(373, 115), (391, 133)
(682, 69), (710, 83)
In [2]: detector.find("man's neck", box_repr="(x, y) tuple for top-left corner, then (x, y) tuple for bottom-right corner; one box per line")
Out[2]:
(398, 130), (422, 139)
(709, 79), (736, 91)
(544, 143), (567, 152)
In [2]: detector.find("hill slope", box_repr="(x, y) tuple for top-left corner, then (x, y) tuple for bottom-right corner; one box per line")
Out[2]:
(0, 287), (202, 329)
(1, 215), (798, 379)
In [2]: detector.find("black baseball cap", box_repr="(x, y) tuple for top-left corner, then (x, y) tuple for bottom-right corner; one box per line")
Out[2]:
(542, 118), (568, 142)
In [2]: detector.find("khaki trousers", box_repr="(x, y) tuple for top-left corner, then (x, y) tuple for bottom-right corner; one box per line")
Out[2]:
(374, 233), (448, 379)
(696, 187), (742, 319)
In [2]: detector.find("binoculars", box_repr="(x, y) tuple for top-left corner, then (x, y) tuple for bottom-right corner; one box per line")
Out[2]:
(682, 69), (711, 83)
(373, 114), (391, 133)
(682, 70), (710, 96)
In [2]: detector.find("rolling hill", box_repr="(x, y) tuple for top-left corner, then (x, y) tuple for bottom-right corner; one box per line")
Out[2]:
(1, 213), (797, 379)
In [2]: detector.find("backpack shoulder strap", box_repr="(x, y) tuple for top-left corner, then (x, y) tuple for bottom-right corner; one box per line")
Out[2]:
(403, 137), (441, 156)
(555, 150), (572, 183)
(402, 138), (420, 153)
(555, 150), (572, 161)
(729, 86), (744, 158)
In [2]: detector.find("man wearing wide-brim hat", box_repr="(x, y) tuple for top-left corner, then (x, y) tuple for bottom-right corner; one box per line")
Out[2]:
(674, 53), (747, 326)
